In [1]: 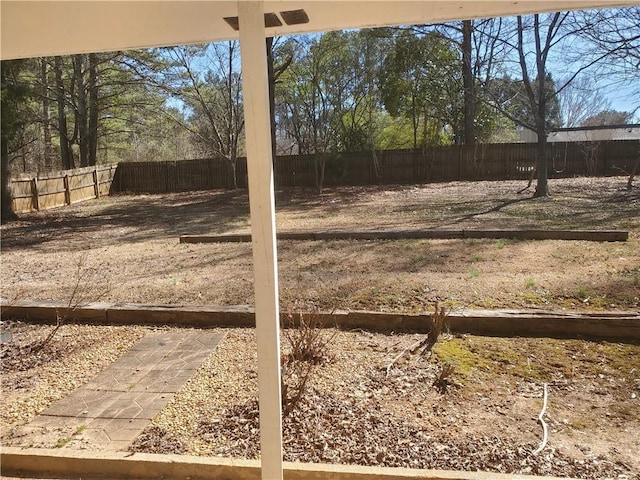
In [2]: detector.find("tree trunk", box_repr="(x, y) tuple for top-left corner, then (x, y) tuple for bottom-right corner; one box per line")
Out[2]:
(534, 70), (549, 197)
(74, 54), (89, 167)
(266, 37), (278, 165)
(88, 53), (99, 166)
(228, 156), (238, 190)
(54, 56), (74, 170)
(628, 144), (639, 190)
(462, 20), (475, 146)
(534, 132), (549, 197)
(1, 136), (17, 223)
(40, 58), (54, 171)
(314, 153), (326, 194)
(1, 63), (18, 223)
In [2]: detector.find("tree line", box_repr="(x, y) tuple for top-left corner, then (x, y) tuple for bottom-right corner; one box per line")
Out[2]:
(2, 7), (638, 222)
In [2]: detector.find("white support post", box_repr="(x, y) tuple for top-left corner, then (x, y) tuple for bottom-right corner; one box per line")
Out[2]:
(237, 2), (283, 480)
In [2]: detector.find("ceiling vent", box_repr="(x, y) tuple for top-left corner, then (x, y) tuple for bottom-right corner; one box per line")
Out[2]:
(224, 9), (308, 31)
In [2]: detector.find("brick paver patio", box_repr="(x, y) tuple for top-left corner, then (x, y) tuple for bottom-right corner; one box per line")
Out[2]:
(14, 331), (224, 451)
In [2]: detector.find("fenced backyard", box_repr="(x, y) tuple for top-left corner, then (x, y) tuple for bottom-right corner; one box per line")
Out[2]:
(111, 140), (640, 193)
(2, 176), (639, 479)
(10, 141), (639, 205)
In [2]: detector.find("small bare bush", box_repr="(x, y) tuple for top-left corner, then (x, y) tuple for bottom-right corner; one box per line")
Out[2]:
(433, 363), (456, 394)
(281, 308), (338, 416)
(282, 310), (337, 365)
(37, 253), (112, 351)
(385, 303), (447, 376)
(419, 302), (446, 355)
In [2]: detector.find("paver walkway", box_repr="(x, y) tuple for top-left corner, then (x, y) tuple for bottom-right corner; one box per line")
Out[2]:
(15, 331), (224, 451)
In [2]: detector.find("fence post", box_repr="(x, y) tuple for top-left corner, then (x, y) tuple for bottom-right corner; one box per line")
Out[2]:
(93, 166), (100, 199)
(31, 177), (40, 211)
(63, 174), (71, 205)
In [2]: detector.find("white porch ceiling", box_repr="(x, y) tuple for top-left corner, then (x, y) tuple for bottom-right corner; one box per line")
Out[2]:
(2, 0), (638, 60)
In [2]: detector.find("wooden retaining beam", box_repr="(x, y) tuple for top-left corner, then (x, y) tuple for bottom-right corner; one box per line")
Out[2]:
(2, 300), (639, 341)
(0, 446), (570, 480)
(180, 229), (628, 244)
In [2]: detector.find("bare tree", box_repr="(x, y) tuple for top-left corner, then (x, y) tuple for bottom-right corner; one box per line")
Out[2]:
(486, 12), (615, 197)
(166, 43), (244, 189)
(267, 36), (293, 163)
(577, 7), (639, 109)
(434, 17), (506, 145)
(575, 7), (639, 188)
(39, 58), (55, 170)
(557, 75), (611, 127)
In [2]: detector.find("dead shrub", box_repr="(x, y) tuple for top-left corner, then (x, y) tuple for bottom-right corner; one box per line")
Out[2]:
(385, 303), (447, 376)
(281, 308), (338, 416)
(433, 363), (456, 393)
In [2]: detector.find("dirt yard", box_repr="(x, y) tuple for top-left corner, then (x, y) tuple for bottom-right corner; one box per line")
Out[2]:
(1, 177), (639, 312)
(1, 176), (639, 478)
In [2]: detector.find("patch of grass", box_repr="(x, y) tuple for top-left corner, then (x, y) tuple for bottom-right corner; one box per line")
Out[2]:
(468, 266), (481, 278)
(495, 240), (506, 249)
(577, 286), (590, 300)
(519, 288), (551, 306)
(411, 253), (427, 266)
(56, 437), (71, 448)
(585, 296), (612, 309)
(470, 253), (484, 263)
(474, 297), (502, 309)
(525, 277), (536, 289)
(596, 341), (640, 375)
(569, 418), (590, 431)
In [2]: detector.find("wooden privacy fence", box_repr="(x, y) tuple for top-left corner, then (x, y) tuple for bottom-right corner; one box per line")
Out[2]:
(110, 140), (639, 194)
(11, 164), (117, 213)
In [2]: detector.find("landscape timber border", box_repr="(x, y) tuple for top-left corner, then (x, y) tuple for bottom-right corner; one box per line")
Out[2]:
(0, 446), (576, 480)
(179, 229), (629, 243)
(2, 300), (639, 341)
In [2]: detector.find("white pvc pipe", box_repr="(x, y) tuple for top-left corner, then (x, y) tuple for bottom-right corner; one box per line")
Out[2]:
(237, 2), (284, 479)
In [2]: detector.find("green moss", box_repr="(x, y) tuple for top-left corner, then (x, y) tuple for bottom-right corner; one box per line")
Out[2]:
(596, 342), (640, 375)
(432, 339), (489, 381)
(519, 291), (545, 305)
(569, 417), (590, 430)
(433, 337), (640, 388)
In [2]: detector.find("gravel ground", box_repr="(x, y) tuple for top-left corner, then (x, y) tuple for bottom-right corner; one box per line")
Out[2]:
(2, 322), (639, 479)
(134, 329), (639, 479)
(0, 321), (147, 429)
